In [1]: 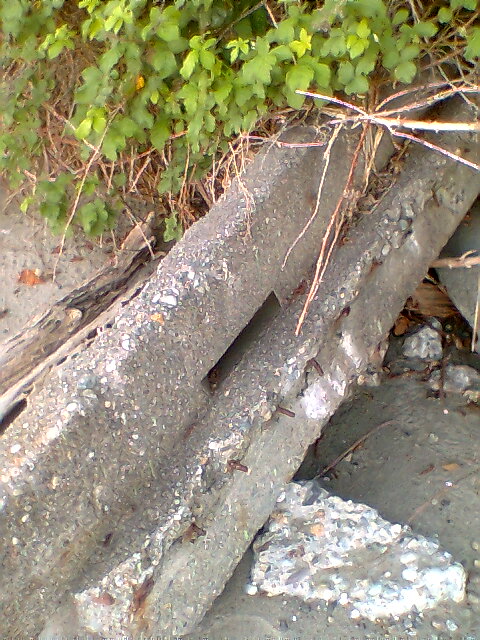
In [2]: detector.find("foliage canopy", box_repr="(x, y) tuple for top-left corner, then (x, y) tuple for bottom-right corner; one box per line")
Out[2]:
(0, 0), (478, 236)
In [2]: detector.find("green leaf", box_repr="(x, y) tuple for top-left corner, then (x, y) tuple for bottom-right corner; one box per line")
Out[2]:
(271, 44), (293, 62)
(150, 45), (177, 78)
(241, 47), (276, 85)
(289, 28), (312, 58)
(394, 60), (417, 83)
(150, 116), (170, 152)
(157, 21), (180, 42)
(116, 117), (139, 138)
(356, 48), (378, 75)
(47, 41), (66, 59)
(163, 214), (183, 242)
(20, 196), (34, 213)
(413, 22), (438, 38)
(382, 49), (399, 69)
(199, 49), (216, 70)
(204, 111), (216, 133)
(311, 61), (331, 87)
(91, 108), (107, 134)
(234, 85), (252, 108)
(102, 128), (126, 161)
(400, 44), (420, 61)
(337, 60), (354, 85)
(213, 80), (232, 106)
(345, 74), (369, 95)
(392, 9), (409, 26)
(347, 35), (366, 59)
(268, 18), (295, 44)
(130, 98), (154, 129)
(321, 34), (346, 57)
(75, 117), (93, 140)
(437, 7), (453, 23)
(75, 66), (105, 105)
(77, 199), (113, 236)
(242, 109), (258, 131)
(178, 83), (198, 115)
(465, 27), (480, 60)
(285, 64), (314, 92)
(450, 0), (476, 9)
(283, 87), (306, 110)
(99, 46), (123, 74)
(180, 50), (198, 79)
(356, 19), (370, 39)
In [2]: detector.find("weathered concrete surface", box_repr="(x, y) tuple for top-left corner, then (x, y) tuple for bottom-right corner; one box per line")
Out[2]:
(0, 98), (479, 637)
(0, 121), (384, 637)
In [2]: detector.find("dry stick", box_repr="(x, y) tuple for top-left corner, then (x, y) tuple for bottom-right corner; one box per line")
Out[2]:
(122, 205), (155, 259)
(129, 154), (152, 193)
(297, 90), (480, 172)
(407, 468), (479, 525)
(282, 125), (341, 270)
(374, 85), (480, 118)
(431, 250), (480, 268)
(319, 420), (397, 477)
(362, 114), (480, 132)
(375, 80), (478, 112)
(390, 129), (480, 172)
(295, 126), (368, 335)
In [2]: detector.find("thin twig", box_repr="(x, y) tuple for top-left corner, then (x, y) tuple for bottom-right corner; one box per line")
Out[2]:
(295, 126), (367, 335)
(319, 420), (397, 477)
(390, 129), (480, 172)
(297, 89), (480, 172)
(282, 125), (341, 269)
(431, 250), (480, 268)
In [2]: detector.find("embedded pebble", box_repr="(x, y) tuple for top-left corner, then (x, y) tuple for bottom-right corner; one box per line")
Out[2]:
(250, 481), (466, 622)
(429, 364), (480, 394)
(403, 325), (442, 360)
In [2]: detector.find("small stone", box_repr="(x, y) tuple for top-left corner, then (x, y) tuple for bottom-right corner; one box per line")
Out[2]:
(159, 295), (177, 306)
(446, 619), (458, 632)
(431, 617), (447, 631)
(403, 326), (442, 360)
(244, 583), (257, 595)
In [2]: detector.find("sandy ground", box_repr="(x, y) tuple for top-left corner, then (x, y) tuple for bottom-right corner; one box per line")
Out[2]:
(0, 186), (139, 345)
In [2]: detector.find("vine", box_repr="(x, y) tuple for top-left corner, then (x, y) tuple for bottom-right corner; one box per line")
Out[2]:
(0, 0), (478, 237)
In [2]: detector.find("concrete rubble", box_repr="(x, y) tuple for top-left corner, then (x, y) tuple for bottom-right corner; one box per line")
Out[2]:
(250, 481), (466, 621)
(0, 97), (479, 637)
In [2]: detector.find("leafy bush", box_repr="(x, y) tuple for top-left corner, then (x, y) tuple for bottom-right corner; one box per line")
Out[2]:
(0, 0), (478, 236)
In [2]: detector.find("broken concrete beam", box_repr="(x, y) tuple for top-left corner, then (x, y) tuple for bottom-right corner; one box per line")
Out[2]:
(0, 122), (386, 637)
(1, 98), (479, 638)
